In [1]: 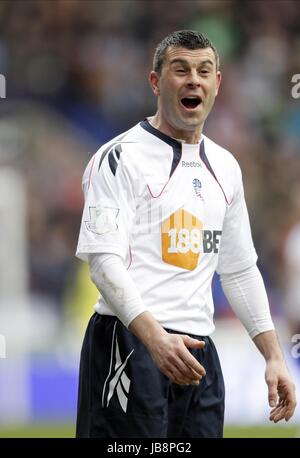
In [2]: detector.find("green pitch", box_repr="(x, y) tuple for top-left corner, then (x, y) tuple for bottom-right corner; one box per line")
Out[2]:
(224, 425), (299, 438)
(0, 423), (299, 438)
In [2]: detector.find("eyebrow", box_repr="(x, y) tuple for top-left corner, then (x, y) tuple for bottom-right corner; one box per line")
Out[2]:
(170, 58), (214, 67)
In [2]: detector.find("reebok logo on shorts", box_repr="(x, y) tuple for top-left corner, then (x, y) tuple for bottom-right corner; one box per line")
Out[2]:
(102, 322), (134, 413)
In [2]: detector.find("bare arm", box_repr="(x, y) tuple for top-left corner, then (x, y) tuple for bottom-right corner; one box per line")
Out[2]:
(129, 311), (206, 385)
(253, 330), (297, 422)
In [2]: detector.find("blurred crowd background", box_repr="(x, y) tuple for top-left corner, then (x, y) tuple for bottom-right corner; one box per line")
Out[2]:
(0, 0), (300, 430)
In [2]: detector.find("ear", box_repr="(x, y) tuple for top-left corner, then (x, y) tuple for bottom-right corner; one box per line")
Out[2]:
(215, 71), (222, 96)
(149, 70), (160, 96)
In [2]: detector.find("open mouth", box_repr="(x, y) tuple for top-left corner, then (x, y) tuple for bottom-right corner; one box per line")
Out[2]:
(181, 96), (202, 109)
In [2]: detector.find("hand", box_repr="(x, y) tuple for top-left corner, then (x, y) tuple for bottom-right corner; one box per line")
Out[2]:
(128, 311), (206, 386)
(265, 359), (297, 423)
(147, 332), (206, 386)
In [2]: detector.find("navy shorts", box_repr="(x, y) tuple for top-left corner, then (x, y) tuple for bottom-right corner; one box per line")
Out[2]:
(76, 313), (225, 438)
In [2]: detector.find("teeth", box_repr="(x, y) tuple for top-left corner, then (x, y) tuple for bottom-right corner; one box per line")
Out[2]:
(186, 96), (198, 99)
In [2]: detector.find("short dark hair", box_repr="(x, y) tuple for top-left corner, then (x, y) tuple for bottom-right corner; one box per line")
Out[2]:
(153, 30), (219, 73)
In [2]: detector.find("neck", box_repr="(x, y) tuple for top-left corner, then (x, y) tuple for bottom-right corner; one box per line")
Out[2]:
(149, 113), (203, 144)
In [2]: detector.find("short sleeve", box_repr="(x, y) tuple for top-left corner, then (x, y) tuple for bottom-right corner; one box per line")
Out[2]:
(216, 163), (257, 274)
(76, 147), (136, 262)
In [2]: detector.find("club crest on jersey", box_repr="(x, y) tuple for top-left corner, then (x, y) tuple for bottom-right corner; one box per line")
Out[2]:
(192, 178), (204, 200)
(85, 206), (119, 235)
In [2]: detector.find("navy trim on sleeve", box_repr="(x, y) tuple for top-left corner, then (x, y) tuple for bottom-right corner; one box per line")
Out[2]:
(108, 148), (118, 176)
(98, 133), (127, 172)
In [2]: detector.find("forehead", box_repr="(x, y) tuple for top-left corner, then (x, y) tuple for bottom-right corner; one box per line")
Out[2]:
(164, 46), (216, 66)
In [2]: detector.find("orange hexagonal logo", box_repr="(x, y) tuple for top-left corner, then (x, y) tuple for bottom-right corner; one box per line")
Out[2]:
(161, 208), (203, 270)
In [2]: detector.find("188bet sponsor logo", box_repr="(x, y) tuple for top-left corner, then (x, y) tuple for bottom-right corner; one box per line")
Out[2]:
(162, 209), (221, 271)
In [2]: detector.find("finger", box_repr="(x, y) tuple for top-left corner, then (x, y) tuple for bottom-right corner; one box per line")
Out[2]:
(272, 409), (287, 423)
(281, 386), (297, 406)
(283, 399), (297, 421)
(164, 367), (185, 385)
(188, 365), (204, 380)
(270, 412), (284, 423)
(285, 408), (295, 422)
(270, 398), (285, 413)
(270, 409), (279, 418)
(179, 348), (206, 376)
(270, 404), (284, 415)
(184, 356), (206, 377)
(172, 337), (206, 377)
(167, 360), (201, 385)
(165, 361), (197, 385)
(277, 386), (297, 420)
(270, 399), (286, 413)
(171, 359), (202, 384)
(270, 405), (288, 422)
(178, 336), (206, 376)
(179, 358), (204, 381)
(171, 357), (202, 383)
(269, 400), (286, 419)
(266, 378), (278, 408)
(172, 373), (198, 386)
(181, 335), (205, 350)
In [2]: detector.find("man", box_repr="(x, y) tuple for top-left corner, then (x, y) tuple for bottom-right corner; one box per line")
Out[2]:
(75, 30), (296, 438)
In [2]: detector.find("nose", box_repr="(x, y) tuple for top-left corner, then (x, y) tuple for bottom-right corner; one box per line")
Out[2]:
(186, 70), (201, 87)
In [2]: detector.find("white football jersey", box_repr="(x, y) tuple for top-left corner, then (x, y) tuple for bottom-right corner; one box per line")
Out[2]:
(76, 119), (257, 335)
